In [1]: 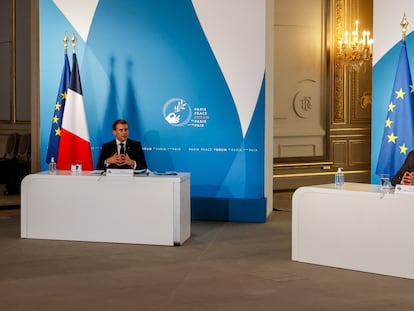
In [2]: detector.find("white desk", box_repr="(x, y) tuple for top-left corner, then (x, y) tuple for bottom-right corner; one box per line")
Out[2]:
(21, 171), (191, 246)
(292, 183), (414, 279)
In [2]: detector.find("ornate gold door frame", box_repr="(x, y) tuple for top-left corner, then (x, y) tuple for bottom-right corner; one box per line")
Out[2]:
(333, 0), (372, 124)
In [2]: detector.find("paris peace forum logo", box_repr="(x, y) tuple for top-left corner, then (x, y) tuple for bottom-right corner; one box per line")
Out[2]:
(163, 98), (209, 128)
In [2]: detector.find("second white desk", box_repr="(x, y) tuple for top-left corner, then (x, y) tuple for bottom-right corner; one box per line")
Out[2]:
(292, 183), (414, 279)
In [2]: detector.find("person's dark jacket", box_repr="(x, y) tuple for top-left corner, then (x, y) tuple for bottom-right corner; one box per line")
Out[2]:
(391, 150), (414, 185)
(96, 139), (147, 170)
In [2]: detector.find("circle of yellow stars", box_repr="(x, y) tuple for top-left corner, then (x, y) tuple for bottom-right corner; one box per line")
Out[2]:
(385, 85), (414, 155)
(53, 91), (67, 136)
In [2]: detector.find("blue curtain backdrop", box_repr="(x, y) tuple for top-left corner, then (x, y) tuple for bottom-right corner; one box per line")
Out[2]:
(39, 0), (266, 220)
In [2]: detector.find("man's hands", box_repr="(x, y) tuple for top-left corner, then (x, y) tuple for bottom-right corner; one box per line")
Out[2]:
(106, 153), (135, 168)
(402, 171), (414, 185)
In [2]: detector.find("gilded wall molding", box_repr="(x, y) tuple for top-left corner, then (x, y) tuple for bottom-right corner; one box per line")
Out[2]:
(333, 0), (345, 123)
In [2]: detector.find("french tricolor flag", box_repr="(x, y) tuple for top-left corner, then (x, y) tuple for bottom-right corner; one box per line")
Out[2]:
(57, 52), (94, 170)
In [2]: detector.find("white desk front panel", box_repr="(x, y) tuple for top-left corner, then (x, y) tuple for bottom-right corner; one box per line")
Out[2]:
(292, 183), (414, 279)
(21, 171), (191, 246)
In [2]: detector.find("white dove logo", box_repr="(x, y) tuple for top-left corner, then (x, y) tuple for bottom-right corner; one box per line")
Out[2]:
(163, 98), (192, 127)
(165, 112), (180, 124)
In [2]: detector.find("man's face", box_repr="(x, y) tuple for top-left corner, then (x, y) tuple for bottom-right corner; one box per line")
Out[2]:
(113, 123), (128, 142)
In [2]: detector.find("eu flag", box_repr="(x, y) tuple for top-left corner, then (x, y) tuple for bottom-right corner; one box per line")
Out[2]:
(376, 41), (414, 177)
(45, 53), (71, 164)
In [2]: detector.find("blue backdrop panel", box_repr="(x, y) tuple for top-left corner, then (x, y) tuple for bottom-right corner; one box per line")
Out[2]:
(40, 0), (265, 221)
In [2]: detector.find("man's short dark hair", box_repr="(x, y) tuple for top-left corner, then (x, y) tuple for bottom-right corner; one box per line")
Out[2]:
(112, 119), (128, 130)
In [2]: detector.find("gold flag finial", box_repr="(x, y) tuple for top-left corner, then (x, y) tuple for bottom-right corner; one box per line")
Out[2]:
(401, 13), (409, 42)
(63, 33), (69, 54)
(71, 33), (77, 53)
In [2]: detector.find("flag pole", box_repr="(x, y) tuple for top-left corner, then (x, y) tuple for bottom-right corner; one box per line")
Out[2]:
(63, 33), (69, 54)
(71, 33), (77, 54)
(401, 13), (408, 42)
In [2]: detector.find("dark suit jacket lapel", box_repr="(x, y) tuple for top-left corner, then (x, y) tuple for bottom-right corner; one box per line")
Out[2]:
(126, 139), (133, 154)
(111, 140), (118, 154)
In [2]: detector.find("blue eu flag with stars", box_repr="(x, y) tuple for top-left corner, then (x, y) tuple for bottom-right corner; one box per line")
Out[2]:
(45, 53), (71, 164)
(376, 41), (414, 177)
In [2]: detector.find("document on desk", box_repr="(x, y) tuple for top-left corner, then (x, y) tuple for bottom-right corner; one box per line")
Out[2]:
(89, 170), (104, 176)
(153, 171), (178, 175)
(134, 169), (147, 175)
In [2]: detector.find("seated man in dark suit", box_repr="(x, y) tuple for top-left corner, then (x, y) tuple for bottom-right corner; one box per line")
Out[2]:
(391, 150), (414, 186)
(97, 119), (147, 170)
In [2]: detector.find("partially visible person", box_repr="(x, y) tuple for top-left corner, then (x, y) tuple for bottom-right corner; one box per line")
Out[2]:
(391, 150), (414, 186)
(97, 119), (147, 170)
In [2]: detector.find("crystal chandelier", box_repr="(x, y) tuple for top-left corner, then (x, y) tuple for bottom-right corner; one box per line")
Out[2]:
(337, 20), (373, 70)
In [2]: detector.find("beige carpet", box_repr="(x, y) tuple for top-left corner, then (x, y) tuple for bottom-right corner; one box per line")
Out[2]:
(1, 191), (414, 310)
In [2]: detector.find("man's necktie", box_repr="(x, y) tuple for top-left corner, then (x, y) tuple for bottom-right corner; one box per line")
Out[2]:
(120, 143), (125, 154)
